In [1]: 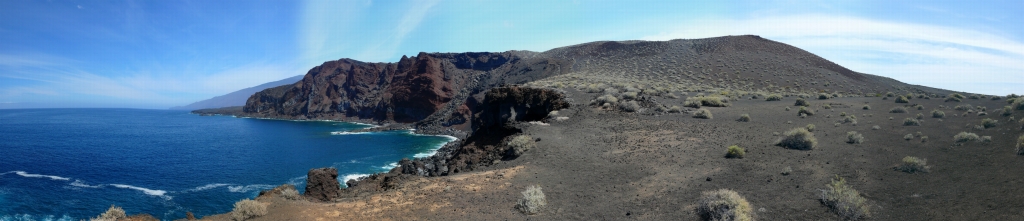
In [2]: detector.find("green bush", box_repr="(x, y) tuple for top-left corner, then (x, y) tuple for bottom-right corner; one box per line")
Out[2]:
(806, 124), (816, 132)
(693, 108), (713, 119)
(895, 96), (910, 103)
(896, 156), (930, 173)
(889, 107), (907, 113)
(932, 110), (945, 118)
(862, 105), (870, 110)
(766, 94), (783, 101)
(516, 185), (547, 215)
(737, 114), (751, 122)
(945, 96), (962, 102)
(982, 118), (998, 128)
(1002, 106), (1013, 116)
(798, 106), (815, 116)
(507, 135), (537, 158)
(820, 176), (870, 220)
(776, 128), (818, 150)
(231, 199), (267, 221)
(795, 98), (809, 106)
(954, 132), (980, 144)
(1013, 98), (1024, 110)
(846, 131), (864, 144)
(916, 113), (924, 119)
(91, 205), (127, 221)
(697, 189), (754, 221)
(903, 118), (921, 126)
(950, 93), (965, 99)
(726, 145), (745, 158)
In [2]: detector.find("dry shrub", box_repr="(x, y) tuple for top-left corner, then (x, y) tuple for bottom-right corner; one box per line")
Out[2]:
(693, 108), (713, 119)
(231, 199), (267, 221)
(776, 128), (818, 150)
(895, 96), (910, 103)
(896, 156), (930, 173)
(766, 94), (783, 101)
(903, 118), (921, 126)
(686, 96), (730, 108)
(516, 185), (547, 215)
(846, 131), (864, 144)
(697, 189), (754, 221)
(798, 106), (815, 116)
(795, 98), (809, 106)
(982, 118), (998, 128)
(932, 110), (945, 118)
(889, 107), (907, 113)
(507, 135), (537, 158)
(820, 176), (870, 220)
(1017, 135), (1024, 155)
(737, 114), (751, 122)
(618, 100), (640, 112)
(954, 132), (979, 144)
(90, 205), (126, 221)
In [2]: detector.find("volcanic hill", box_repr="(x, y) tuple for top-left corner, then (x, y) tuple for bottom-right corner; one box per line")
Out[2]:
(182, 35), (1024, 221)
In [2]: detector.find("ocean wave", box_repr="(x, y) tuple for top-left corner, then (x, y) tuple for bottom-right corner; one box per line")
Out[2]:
(68, 180), (103, 188)
(9, 171), (71, 181)
(330, 131), (372, 135)
(110, 184), (171, 200)
(227, 184), (276, 193)
(287, 176), (306, 186)
(339, 173), (370, 188)
(0, 214), (74, 221)
(181, 183), (232, 193)
(380, 162), (399, 170)
(412, 135), (458, 159)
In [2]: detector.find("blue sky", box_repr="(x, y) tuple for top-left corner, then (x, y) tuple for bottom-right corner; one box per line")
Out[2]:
(1, 0), (1022, 109)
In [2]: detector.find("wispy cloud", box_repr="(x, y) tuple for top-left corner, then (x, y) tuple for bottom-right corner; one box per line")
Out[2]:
(355, 0), (439, 61)
(0, 53), (303, 108)
(642, 14), (1024, 95)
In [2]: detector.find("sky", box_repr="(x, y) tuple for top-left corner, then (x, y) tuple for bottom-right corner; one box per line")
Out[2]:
(1, 0), (1022, 109)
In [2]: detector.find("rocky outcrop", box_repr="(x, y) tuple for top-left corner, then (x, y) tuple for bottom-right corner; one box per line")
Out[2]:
(472, 86), (571, 134)
(303, 168), (341, 202)
(242, 52), (572, 129)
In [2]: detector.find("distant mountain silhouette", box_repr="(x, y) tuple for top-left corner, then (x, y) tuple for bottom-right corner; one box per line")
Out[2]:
(170, 75), (303, 110)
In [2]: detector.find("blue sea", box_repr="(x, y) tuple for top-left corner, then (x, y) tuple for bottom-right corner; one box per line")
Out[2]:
(0, 109), (455, 221)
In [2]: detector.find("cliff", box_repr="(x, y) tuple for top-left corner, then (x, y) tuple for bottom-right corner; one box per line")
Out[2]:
(242, 51), (572, 130)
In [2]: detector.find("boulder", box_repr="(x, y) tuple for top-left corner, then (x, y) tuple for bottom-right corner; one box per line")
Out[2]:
(303, 168), (341, 202)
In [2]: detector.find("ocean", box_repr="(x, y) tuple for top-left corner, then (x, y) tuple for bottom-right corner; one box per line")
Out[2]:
(0, 109), (455, 221)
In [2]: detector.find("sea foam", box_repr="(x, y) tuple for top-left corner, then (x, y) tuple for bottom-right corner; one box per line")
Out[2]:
(110, 184), (170, 199)
(182, 183), (232, 193)
(227, 184), (276, 193)
(10, 171), (71, 181)
(69, 180), (103, 188)
(330, 131), (372, 135)
(339, 174), (370, 188)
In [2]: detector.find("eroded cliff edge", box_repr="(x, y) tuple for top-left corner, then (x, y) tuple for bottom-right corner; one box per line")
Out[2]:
(240, 51), (571, 133)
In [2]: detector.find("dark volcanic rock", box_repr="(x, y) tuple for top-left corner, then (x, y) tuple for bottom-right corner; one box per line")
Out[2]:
(303, 168), (340, 202)
(242, 51), (571, 128)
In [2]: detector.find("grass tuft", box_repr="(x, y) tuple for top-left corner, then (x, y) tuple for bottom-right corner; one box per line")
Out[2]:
(726, 145), (745, 158)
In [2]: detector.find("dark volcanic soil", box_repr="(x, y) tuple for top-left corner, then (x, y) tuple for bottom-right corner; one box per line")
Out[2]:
(195, 89), (1024, 221)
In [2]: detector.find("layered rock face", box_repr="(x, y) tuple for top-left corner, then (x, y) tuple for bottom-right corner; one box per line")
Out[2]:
(243, 51), (571, 127)
(303, 168), (340, 202)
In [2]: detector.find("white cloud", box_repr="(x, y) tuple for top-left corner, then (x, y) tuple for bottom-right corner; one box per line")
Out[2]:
(641, 14), (1024, 95)
(0, 53), (304, 108)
